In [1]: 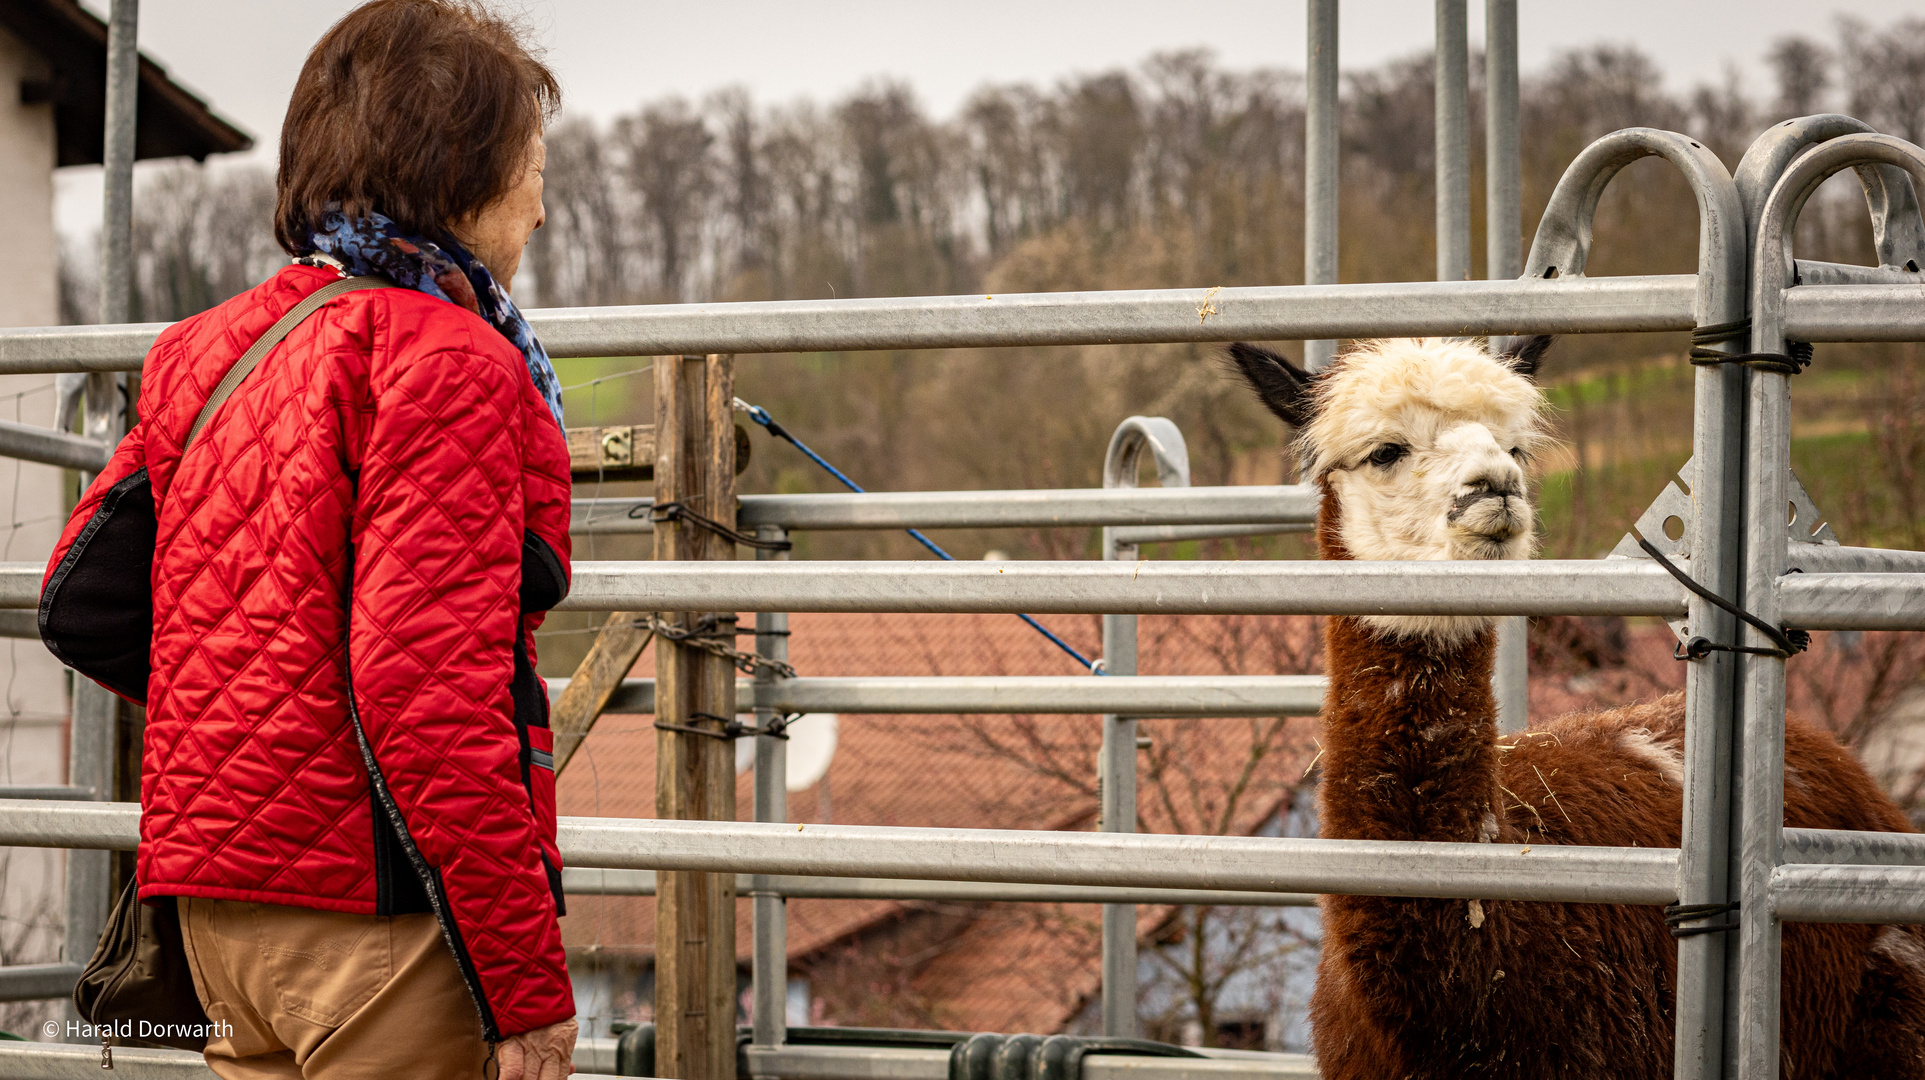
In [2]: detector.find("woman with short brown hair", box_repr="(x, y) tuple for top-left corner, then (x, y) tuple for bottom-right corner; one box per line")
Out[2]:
(45, 2), (576, 1077)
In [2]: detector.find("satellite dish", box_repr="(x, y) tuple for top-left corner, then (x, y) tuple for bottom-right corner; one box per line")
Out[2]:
(784, 714), (838, 792)
(731, 713), (839, 794)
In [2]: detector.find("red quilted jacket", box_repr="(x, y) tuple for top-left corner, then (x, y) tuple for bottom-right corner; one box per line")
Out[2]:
(44, 264), (576, 1039)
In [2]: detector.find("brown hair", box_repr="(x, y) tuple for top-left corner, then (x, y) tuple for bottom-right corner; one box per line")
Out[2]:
(275, 0), (559, 254)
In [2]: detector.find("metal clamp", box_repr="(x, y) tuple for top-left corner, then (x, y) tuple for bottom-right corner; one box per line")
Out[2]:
(1665, 901), (1740, 938)
(654, 712), (795, 741)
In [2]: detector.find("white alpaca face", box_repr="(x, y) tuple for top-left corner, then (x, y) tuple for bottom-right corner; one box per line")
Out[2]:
(1301, 339), (1548, 643)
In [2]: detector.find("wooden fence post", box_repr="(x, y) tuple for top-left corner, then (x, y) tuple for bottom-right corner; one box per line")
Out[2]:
(652, 353), (738, 1080)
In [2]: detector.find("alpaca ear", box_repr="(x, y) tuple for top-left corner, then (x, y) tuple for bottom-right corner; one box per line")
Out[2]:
(1226, 342), (1316, 428)
(1495, 334), (1555, 378)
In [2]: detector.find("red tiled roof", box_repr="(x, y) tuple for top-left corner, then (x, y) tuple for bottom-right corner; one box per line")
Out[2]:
(555, 610), (1322, 1031)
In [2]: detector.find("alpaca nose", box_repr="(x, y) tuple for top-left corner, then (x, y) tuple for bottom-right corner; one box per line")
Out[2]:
(1448, 479), (1519, 521)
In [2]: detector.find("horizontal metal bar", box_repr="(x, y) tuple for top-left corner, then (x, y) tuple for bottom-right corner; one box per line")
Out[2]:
(748, 674), (1330, 717)
(1779, 572), (1925, 629)
(0, 799), (136, 847)
(739, 1046), (1319, 1080)
(0, 566), (38, 609)
(738, 486), (1318, 531)
(1782, 283), (1925, 341)
(0, 1043), (626, 1080)
(529, 276), (1696, 357)
(0, 785), (90, 800)
(551, 559), (1685, 616)
(0, 799), (1677, 902)
(0, 610), (39, 639)
(575, 1039), (618, 1076)
(0, 1043), (217, 1078)
(572, 486), (1319, 535)
(0, 559), (1686, 617)
(0, 962), (82, 1003)
(1084, 1054), (1321, 1080)
(562, 867), (1317, 906)
(1772, 862), (1925, 923)
(548, 675), (1328, 718)
(1110, 522), (1313, 545)
(0, 420), (113, 472)
(555, 817), (1676, 903)
(1782, 827), (1925, 866)
(1787, 543), (1925, 575)
(0, 322), (167, 374)
(0, 277), (1700, 375)
(1791, 260), (1925, 287)
(744, 1045), (951, 1080)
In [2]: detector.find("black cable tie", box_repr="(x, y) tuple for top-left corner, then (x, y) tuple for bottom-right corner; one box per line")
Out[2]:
(1638, 536), (1810, 661)
(1673, 636), (1792, 662)
(1687, 320), (1812, 375)
(1688, 318), (1749, 348)
(1687, 350), (1811, 376)
(654, 718), (733, 741)
(655, 714), (741, 741)
(1664, 900), (1740, 938)
(644, 500), (793, 551)
(654, 712), (793, 741)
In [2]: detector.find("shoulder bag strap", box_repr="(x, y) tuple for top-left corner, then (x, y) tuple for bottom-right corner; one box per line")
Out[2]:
(183, 274), (394, 452)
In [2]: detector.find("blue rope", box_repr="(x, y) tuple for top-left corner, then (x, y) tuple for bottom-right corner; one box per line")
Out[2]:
(734, 398), (1106, 675)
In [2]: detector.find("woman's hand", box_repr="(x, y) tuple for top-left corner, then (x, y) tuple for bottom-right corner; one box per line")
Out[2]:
(497, 1018), (578, 1080)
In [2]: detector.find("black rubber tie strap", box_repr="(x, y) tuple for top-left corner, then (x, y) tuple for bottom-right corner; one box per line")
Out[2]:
(1636, 535), (1811, 661)
(642, 500), (794, 551)
(654, 712), (794, 741)
(1687, 318), (1813, 376)
(1665, 900), (1740, 938)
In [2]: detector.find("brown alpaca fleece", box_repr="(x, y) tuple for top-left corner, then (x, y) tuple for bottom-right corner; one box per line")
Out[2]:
(1308, 484), (1925, 1080)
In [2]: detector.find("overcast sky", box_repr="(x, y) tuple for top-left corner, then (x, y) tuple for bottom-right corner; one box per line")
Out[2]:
(54, 0), (1924, 236)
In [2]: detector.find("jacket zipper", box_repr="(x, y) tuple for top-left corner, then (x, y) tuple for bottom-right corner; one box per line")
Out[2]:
(344, 688), (502, 1043)
(342, 539), (500, 1043)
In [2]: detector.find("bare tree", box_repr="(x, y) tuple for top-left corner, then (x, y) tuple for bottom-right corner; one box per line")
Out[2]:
(1052, 72), (1144, 235)
(128, 164), (279, 322)
(1690, 66), (1755, 166)
(962, 84), (1056, 259)
(1769, 35), (1833, 118)
(708, 87), (771, 298)
(531, 117), (632, 307)
(1840, 17), (1925, 143)
(618, 99), (715, 301)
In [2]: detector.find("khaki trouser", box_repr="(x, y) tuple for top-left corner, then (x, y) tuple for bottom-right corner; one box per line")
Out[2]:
(178, 897), (490, 1080)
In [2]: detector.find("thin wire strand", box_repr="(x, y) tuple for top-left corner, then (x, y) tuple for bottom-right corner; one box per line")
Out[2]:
(732, 397), (1104, 675)
(559, 365), (652, 394)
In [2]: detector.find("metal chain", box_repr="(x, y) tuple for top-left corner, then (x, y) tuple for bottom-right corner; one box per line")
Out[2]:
(635, 613), (798, 680)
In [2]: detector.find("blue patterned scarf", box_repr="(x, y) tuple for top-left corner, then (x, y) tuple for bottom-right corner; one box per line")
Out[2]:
(304, 208), (565, 432)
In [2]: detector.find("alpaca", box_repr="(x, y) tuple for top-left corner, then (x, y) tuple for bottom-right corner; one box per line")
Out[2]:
(1229, 337), (1925, 1080)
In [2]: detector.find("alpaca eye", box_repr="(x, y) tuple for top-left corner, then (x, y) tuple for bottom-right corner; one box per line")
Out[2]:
(1509, 447), (1526, 460)
(1366, 443), (1408, 468)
